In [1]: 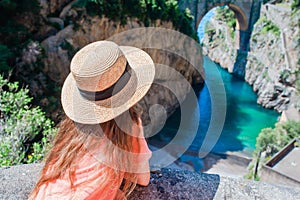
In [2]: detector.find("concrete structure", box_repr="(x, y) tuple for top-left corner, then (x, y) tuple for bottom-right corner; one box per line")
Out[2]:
(1, 164), (300, 199)
(179, 0), (262, 78)
(261, 138), (300, 188)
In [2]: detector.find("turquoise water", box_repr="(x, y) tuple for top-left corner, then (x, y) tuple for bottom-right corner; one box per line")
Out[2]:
(201, 57), (279, 154)
(149, 56), (279, 156)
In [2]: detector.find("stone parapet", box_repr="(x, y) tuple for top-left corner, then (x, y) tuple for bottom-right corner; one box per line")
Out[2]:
(1, 164), (300, 199)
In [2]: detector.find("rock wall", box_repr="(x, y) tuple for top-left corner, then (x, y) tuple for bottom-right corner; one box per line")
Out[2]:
(21, 1), (204, 133)
(202, 3), (300, 120)
(202, 17), (237, 73)
(246, 3), (299, 114)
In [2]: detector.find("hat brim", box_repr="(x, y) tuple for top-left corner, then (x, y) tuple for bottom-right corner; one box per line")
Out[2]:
(61, 46), (155, 124)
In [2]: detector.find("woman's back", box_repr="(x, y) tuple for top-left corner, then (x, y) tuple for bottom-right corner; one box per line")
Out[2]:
(36, 148), (124, 199)
(32, 116), (151, 200)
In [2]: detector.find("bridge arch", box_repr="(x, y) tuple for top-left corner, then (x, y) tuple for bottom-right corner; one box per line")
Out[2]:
(196, 3), (248, 31)
(179, 0), (262, 78)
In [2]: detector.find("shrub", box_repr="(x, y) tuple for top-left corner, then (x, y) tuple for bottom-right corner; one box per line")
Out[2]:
(296, 69), (300, 94)
(0, 44), (13, 72)
(0, 0), (40, 47)
(60, 39), (78, 59)
(0, 75), (57, 167)
(73, 0), (196, 38)
(259, 17), (280, 36)
(256, 121), (300, 157)
(205, 27), (216, 43)
(246, 120), (300, 179)
(292, 0), (300, 12)
(215, 6), (236, 39)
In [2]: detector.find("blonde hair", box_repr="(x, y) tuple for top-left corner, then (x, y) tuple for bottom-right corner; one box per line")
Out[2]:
(29, 105), (142, 199)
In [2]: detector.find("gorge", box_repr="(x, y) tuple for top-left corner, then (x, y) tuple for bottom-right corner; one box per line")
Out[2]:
(0, 0), (300, 199)
(201, 1), (300, 119)
(147, 0), (300, 174)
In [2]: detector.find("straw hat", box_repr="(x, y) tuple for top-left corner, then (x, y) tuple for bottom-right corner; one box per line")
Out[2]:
(61, 41), (155, 124)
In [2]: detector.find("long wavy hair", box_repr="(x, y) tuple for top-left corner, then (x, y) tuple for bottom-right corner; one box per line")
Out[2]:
(29, 105), (143, 199)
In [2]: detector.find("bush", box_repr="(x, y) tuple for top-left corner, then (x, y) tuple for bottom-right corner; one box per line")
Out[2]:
(259, 17), (280, 36)
(205, 27), (216, 43)
(256, 121), (300, 161)
(215, 6), (236, 39)
(296, 69), (300, 94)
(246, 120), (300, 179)
(256, 121), (300, 158)
(0, 0), (40, 47)
(0, 44), (13, 72)
(74, 0), (196, 38)
(0, 75), (57, 167)
(262, 0), (271, 3)
(292, 0), (300, 12)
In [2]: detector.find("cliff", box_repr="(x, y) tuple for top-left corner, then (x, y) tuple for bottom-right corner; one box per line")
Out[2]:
(15, 0), (204, 132)
(202, 2), (300, 120)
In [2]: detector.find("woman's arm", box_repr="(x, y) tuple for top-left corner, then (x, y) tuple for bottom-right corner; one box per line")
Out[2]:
(136, 171), (150, 186)
(124, 170), (150, 186)
(131, 117), (152, 186)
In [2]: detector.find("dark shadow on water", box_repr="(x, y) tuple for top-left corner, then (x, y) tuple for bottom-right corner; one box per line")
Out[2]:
(211, 95), (245, 153)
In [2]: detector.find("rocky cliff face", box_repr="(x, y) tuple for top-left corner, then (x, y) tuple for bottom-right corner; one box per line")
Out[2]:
(202, 17), (237, 73)
(246, 4), (299, 114)
(202, 3), (300, 120)
(19, 0), (204, 133)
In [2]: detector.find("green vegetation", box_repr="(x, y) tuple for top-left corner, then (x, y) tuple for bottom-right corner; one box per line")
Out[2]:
(0, 0), (40, 71)
(262, 71), (268, 79)
(60, 40), (79, 59)
(246, 121), (300, 180)
(295, 69), (300, 94)
(0, 75), (57, 167)
(215, 6), (236, 39)
(279, 69), (291, 81)
(262, 0), (272, 3)
(0, 0), (197, 167)
(0, 1), (56, 104)
(205, 25), (216, 43)
(256, 121), (300, 155)
(292, 0), (300, 12)
(73, 0), (196, 38)
(0, 44), (13, 72)
(0, 1), (61, 167)
(258, 17), (280, 36)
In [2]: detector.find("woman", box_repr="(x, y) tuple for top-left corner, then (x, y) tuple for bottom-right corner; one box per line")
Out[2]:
(29, 40), (155, 199)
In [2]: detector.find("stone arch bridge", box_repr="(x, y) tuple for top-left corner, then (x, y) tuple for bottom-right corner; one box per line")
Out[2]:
(179, 0), (262, 78)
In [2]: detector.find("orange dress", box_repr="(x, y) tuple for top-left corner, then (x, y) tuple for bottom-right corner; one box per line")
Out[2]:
(35, 121), (152, 200)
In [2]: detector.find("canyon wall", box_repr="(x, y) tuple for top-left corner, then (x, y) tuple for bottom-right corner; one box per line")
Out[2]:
(18, 0), (204, 134)
(202, 2), (300, 121)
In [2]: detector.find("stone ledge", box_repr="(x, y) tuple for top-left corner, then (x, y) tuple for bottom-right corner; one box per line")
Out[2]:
(0, 164), (299, 200)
